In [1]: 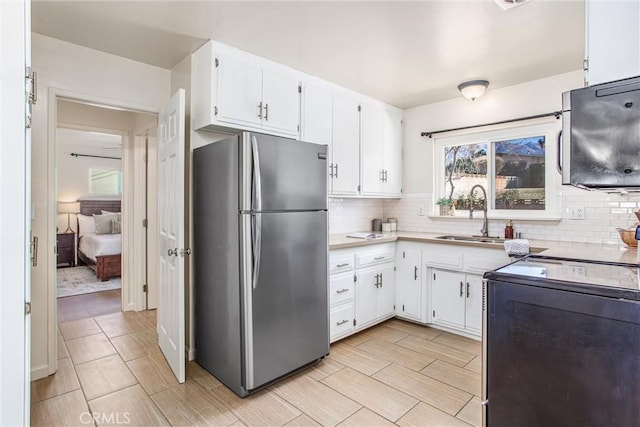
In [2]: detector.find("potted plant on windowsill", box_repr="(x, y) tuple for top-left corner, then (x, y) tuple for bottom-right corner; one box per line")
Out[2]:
(436, 197), (454, 216)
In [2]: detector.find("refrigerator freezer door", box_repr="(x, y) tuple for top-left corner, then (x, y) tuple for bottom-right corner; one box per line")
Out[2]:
(243, 132), (328, 212)
(242, 210), (329, 390)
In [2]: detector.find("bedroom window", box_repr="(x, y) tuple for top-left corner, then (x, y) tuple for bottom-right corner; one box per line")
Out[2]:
(90, 169), (122, 195)
(434, 122), (559, 219)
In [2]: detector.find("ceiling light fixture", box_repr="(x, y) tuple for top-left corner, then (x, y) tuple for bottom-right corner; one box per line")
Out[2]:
(457, 80), (490, 101)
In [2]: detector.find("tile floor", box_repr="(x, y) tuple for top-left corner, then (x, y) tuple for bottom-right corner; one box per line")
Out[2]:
(34, 295), (482, 426)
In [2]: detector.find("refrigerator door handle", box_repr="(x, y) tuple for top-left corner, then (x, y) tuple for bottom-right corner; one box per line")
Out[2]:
(251, 135), (263, 212)
(252, 213), (262, 289)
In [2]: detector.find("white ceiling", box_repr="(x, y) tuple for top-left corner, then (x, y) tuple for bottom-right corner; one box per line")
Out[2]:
(32, 0), (585, 108)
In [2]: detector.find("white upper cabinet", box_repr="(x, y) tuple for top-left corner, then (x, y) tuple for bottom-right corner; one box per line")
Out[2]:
(301, 83), (332, 145)
(585, 0), (640, 85)
(193, 41), (300, 138)
(360, 104), (402, 197)
(331, 94), (360, 196)
(193, 40), (403, 198)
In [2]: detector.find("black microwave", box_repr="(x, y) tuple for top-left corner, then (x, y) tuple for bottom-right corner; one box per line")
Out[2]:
(561, 75), (640, 190)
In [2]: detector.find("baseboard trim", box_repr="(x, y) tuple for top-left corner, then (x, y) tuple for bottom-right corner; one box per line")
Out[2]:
(31, 364), (50, 381)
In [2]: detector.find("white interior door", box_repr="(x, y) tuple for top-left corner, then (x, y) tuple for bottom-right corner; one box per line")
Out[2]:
(157, 89), (185, 383)
(1, 0), (30, 424)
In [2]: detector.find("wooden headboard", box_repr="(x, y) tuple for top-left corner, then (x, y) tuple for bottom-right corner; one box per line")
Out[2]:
(79, 199), (121, 216)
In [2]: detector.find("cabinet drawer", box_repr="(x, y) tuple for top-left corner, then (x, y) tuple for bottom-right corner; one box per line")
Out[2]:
(422, 245), (463, 270)
(330, 272), (354, 305)
(356, 247), (395, 268)
(330, 303), (354, 339)
(330, 253), (355, 273)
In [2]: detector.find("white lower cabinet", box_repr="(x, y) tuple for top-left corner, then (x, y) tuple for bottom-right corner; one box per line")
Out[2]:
(431, 269), (482, 335)
(396, 244), (425, 322)
(329, 244), (395, 342)
(355, 263), (395, 328)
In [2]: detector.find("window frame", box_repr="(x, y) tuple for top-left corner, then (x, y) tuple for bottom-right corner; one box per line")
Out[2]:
(89, 168), (122, 195)
(433, 122), (561, 220)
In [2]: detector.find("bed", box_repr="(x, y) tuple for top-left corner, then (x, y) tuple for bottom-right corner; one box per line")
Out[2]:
(76, 198), (122, 281)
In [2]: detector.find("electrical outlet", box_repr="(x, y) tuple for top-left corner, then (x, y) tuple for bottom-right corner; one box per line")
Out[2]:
(565, 207), (585, 220)
(418, 204), (425, 216)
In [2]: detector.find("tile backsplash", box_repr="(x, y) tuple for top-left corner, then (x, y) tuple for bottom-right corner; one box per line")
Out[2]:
(328, 198), (384, 234)
(329, 189), (640, 247)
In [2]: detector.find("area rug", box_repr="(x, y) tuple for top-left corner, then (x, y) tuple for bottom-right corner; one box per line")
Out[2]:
(57, 266), (121, 298)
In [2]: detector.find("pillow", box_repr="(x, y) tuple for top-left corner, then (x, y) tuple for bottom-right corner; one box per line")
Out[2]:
(77, 214), (96, 236)
(111, 217), (121, 234)
(94, 213), (119, 235)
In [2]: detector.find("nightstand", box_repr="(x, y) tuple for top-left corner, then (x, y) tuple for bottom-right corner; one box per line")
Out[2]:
(57, 232), (76, 267)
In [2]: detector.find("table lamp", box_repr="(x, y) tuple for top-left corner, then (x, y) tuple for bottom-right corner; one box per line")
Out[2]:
(58, 201), (80, 233)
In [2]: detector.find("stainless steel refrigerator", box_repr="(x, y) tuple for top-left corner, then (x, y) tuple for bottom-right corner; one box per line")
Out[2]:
(193, 132), (329, 397)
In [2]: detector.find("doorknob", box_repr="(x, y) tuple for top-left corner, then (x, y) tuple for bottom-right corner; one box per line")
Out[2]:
(30, 235), (38, 267)
(168, 248), (178, 256)
(180, 248), (192, 257)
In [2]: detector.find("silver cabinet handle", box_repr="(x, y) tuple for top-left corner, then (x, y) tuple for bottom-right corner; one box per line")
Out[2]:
(460, 281), (464, 297)
(168, 248), (178, 257)
(336, 263), (350, 268)
(379, 169), (384, 182)
(414, 266), (418, 280)
(385, 170), (388, 182)
(329, 164), (335, 178)
(336, 288), (350, 294)
(264, 103), (269, 121)
(334, 163), (339, 178)
(257, 101), (263, 119)
(374, 256), (385, 260)
(466, 282), (470, 298)
(336, 319), (349, 326)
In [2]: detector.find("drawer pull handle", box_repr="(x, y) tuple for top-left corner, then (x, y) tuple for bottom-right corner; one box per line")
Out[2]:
(336, 319), (349, 326)
(336, 263), (350, 268)
(374, 256), (385, 260)
(460, 281), (464, 297)
(336, 288), (350, 294)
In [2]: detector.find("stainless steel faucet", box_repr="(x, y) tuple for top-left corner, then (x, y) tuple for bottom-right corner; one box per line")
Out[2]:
(469, 184), (489, 237)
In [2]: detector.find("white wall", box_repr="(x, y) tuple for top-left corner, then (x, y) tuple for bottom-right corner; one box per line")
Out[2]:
(31, 33), (170, 379)
(383, 70), (640, 245)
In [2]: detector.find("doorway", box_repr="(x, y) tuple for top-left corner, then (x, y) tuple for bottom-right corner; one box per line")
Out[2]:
(51, 96), (158, 332)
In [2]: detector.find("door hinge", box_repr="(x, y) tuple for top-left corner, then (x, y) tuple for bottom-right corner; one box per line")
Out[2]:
(214, 106), (218, 116)
(583, 57), (588, 72)
(393, 304), (396, 310)
(298, 85), (302, 93)
(394, 266), (396, 271)
(402, 304), (405, 311)
(353, 319), (356, 326)
(353, 274), (357, 282)
(142, 219), (147, 228)
(143, 284), (148, 293)
(25, 67), (37, 128)
(433, 272), (436, 280)
(357, 185), (361, 192)
(215, 58), (219, 67)
(433, 310), (436, 317)
(357, 105), (361, 112)
(403, 251), (405, 258)
(25, 302), (31, 315)
(297, 124), (300, 132)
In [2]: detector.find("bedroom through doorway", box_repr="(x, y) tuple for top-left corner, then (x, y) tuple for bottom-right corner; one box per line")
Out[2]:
(54, 98), (157, 322)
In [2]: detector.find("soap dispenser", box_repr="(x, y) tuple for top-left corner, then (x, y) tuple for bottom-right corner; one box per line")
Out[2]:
(505, 220), (514, 239)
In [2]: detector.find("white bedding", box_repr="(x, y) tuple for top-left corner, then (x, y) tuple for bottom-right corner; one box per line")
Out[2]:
(79, 233), (122, 262)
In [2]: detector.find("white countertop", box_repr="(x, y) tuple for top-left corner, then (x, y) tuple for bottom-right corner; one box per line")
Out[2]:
(329, 231), (640, 265)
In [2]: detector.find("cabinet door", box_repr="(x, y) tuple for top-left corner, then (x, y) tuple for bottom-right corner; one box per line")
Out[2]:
(376, 264), (396, 318)
(465, 274), (483, 334)
(397, 249), (421, 320)
(216, 54), (263, 127)
(301, 83), (332, 145)
(261, 68), (300, 136)
(331, 94), (360, 195)
(381, 110), (402, 196)
(431, 269), (465, 329)
(586, 0), (640, 85)
(355, 268), (379, 327)
(360, 104), (384, 195)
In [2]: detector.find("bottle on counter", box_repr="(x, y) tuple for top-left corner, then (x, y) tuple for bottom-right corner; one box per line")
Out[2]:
(505, 219), (514, 239)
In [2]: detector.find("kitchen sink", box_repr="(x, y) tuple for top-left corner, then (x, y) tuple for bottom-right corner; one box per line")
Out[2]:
(435, 235), (506, 244)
